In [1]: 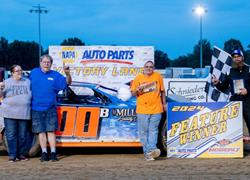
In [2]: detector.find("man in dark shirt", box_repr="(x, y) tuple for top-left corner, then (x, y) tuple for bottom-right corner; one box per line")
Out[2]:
(212, 49), (250, 136)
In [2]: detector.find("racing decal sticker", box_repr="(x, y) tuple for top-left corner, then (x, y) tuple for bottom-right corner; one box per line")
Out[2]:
(56, 106), (100, 138)
(56, 106), (77, 136)
(75, 107), (100, 138)
(56, 106), (139, 143)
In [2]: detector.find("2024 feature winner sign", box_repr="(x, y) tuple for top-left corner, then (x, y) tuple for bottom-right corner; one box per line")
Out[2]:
(167, 101), (243, 158)
(49, 46), (154, 88)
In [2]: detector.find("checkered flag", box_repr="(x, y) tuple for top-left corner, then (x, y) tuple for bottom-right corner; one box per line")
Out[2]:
(205, 46), (232, 101)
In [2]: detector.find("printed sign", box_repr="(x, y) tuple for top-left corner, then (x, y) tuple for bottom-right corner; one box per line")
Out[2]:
(49, 46), (154, 88)
(167, 101), (243, 158)
(165, 79), (207, 102)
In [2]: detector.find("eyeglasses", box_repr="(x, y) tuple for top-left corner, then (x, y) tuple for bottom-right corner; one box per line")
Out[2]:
(14, 69), (22, 72)
(144, 66), (154, 68)
(42, 61), (51, 64)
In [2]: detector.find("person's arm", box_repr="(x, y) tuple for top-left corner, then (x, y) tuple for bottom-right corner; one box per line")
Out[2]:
(245, 82), (250, 97)
(131, 89), (137, 96)
(213, 74), (230, 93)
(241, 70), (250, 96)
(63, 65), (72, 85)
(161, 90), (166, 112)
(158, 74), (166, 111)
(131, 86), (144, 96)
(130, 76), (143, 96)
(65, 72), (72, 85)
(0, 81), (5, 98)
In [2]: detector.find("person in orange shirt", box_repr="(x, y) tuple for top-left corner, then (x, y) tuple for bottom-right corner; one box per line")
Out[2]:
(131, 60), (166, 161)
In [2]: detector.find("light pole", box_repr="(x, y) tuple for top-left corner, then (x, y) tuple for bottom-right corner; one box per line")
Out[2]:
(193, 5), (207, 69)
(30, 4), (48, 61)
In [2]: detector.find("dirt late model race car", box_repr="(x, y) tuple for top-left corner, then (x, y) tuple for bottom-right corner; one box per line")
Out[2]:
(1, 81), (185, 155)
(55, 81), (141, 147)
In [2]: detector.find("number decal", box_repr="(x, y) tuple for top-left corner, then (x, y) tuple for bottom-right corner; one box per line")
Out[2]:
(172, 106), (180, 111)
(75, 107), (100, 138)
(56, 106), (77, 136)
(187, 106), (196, 111)
(56, 106), (101, 138)
(179, 106), (188, 111)
(172, 105), (205, 112)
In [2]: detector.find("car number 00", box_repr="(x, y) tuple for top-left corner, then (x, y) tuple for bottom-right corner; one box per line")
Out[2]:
(56, 106), (100, 138)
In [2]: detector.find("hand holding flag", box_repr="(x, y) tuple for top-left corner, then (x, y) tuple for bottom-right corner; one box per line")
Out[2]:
(205, 46), (232, 102)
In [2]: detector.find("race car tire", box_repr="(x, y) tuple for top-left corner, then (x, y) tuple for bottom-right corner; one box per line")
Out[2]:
(28, 134), (40, 157)
(2, 130), (8, 152)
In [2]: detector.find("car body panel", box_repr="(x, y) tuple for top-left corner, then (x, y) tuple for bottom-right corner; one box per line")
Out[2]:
(55, 82), (140, 147)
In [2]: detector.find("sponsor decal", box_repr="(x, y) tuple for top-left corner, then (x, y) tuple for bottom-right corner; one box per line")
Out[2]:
(59, 47), (78, 64)
(208, 147), (240, 154)
(112, 108), (136, 121)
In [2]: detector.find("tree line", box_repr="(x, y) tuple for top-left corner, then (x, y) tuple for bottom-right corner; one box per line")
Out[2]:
(0, 36), (249, 70)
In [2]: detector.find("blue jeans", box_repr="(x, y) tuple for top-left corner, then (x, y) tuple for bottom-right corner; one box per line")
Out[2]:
(4, 118), (29, 159)
(137, 113), (162, 155)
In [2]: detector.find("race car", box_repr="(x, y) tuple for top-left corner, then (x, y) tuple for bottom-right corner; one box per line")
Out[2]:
(55, 81), (140, 147)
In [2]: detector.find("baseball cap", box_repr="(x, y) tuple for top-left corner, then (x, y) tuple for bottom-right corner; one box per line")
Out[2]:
(231, 49), (244, 57)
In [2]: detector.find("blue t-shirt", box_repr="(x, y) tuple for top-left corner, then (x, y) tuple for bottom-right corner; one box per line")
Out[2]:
(30, 68), (67, 111)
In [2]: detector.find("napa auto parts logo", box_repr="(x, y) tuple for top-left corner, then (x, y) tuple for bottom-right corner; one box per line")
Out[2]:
(168, 148), (197, 155)
(59, 47), (78, 64)
(80, 49), (135, 65)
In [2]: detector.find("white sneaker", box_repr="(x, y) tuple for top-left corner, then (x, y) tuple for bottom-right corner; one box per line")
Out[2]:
(145, 155), (155, 161)
(147, 149), (161, 159)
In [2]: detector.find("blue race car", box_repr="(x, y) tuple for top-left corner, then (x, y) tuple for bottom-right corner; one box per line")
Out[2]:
(55, 81), (140, 147)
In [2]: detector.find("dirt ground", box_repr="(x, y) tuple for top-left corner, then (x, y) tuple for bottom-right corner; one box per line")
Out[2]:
(0, 123), (250, 180)
(0, 145), (250, 180)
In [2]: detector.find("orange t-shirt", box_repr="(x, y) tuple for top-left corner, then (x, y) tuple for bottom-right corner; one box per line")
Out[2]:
(131, 72), (165, 114)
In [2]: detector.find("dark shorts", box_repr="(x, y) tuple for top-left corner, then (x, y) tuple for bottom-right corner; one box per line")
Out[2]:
(32, 107), (58, 133)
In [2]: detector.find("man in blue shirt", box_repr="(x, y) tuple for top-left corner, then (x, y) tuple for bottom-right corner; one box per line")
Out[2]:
(30, 54), (72, 162)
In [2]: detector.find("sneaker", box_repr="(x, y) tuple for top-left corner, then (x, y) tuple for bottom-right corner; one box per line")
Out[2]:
(40, 152), (49, 162)
(19, 155), (29, 161)
(147, 149), (161, 159)
(8, 158), (16, 163)
(50, 152), (58, 162)
(145, 155), (155, 161)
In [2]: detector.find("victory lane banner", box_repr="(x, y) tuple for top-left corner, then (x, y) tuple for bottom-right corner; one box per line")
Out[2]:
(49, 46), (154, 88)
(167, 101), (243, 158)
